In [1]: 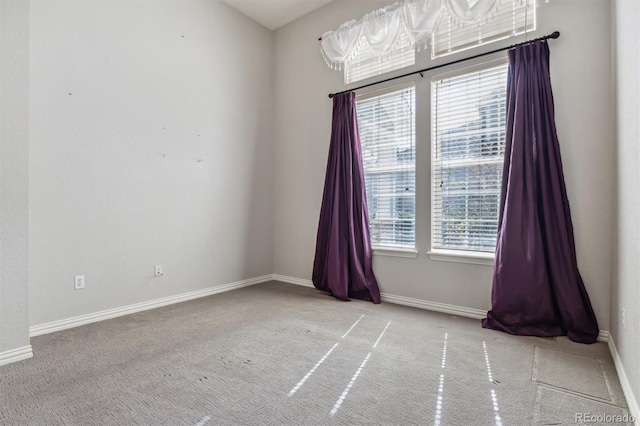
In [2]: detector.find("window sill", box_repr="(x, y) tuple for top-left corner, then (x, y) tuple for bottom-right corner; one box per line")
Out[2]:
(427, 249), (494, 266)
(373, 248), (419, 258)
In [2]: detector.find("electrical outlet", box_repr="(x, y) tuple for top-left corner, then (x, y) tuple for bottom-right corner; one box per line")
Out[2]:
(622, 308), (626, 330)
(74, 275), (85, 290)
(155, 265), (163, 277)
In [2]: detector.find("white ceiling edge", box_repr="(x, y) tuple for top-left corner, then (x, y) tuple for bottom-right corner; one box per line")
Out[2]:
(221, 0), (335, 31)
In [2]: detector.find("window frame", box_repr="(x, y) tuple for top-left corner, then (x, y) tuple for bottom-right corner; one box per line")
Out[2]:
(427, 58), (509, 265)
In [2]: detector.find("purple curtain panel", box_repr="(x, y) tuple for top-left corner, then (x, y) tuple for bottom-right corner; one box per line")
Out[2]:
(312, 92), (381, 304)
(482, 41), (599, 344)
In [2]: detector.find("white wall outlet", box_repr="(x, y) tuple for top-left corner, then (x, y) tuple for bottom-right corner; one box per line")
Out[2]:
(622, 308), (626, 330)
(154, 265), (163, 277)
(74, 275), (85, 290)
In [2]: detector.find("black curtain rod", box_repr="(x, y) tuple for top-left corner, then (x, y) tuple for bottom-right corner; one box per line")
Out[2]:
(327, 31), (560, 99)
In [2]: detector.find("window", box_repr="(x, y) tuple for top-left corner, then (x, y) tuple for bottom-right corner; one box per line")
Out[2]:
(345, 32), (415, 85)
(431, 63), (508, 253)
(432, 0), (536, 58)
(357, 84), (416, 250)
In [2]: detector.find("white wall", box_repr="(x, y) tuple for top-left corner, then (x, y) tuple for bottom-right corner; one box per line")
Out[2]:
(611, 0), (640, 413)
(273, 0), (613, 330)
(0, 0), (31, 355)
(29, 0), (274, 326)
(7, 0), (618, 357)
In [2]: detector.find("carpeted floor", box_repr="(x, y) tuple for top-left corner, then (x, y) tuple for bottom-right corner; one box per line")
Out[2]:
(0, 281), (632, 425)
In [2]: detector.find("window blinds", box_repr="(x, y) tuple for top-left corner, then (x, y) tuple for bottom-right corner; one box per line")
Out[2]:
(432, 0), (536, 58)
(346, 32), (416, 85)
(431, 64), (508, 252)
(357, 84), (416, 249)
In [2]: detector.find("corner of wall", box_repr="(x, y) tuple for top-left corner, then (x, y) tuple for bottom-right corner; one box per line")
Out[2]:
(0, 0), (31, 359)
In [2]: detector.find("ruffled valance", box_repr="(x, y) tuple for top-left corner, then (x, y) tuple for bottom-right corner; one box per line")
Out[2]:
(321, 0), (518, 70)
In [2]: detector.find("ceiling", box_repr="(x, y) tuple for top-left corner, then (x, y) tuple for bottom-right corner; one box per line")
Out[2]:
(221, 0), (335, 30)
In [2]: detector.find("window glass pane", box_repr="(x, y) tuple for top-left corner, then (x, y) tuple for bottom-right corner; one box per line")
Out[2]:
(431, 64), (508, 253)
(432, 0), (536, 58)
(358, 85), (416, 249)
(346, 32), (415, 85)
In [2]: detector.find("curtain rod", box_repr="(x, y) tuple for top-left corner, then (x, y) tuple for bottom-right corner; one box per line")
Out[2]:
(327, 31), (560, 99)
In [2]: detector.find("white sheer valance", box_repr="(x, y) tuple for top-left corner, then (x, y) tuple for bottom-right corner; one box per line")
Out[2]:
(320, 0), (529, 70)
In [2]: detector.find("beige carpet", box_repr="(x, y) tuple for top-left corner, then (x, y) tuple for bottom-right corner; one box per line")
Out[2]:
(0, 281), (632, 425)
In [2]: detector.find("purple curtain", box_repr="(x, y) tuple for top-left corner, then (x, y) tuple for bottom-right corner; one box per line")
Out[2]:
(482, 41), (599, 344)
(312, 92), (381, 304)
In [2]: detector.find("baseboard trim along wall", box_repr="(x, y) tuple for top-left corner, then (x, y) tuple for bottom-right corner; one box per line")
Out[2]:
(380, 292), (487, 319)
(30, 275), (273, 337)
(0, 345), (33, 367)
(608, 335), (640, 425)
(28, 272), (610, 345)
(271, 274), (610, 343)
(271, 274), (314, 288)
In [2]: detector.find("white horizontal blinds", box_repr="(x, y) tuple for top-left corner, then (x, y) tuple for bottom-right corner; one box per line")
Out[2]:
(431, 64), (508, 252)
(346, 32), (415, 85)
(357, 85), (416, 249)
(432, 0), (536, 58)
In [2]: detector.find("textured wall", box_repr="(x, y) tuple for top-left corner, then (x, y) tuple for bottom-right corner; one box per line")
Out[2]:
(29, 0), (274, 326)
(273, 0), (613, 330)
(0, 0), (31, 354)
(611, 0), (640, 412)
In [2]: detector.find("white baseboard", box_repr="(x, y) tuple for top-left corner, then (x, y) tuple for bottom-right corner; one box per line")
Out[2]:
(30, 275), (273, 337)
(273, 273), (488, 318)
(380, 292), (487, 319)
(597, 330), (610, 343)
(608, 334), (639, 425)
(271, 274), (314, 288)
(0, 345), (33, 367)
(271, 274), (611, 342)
